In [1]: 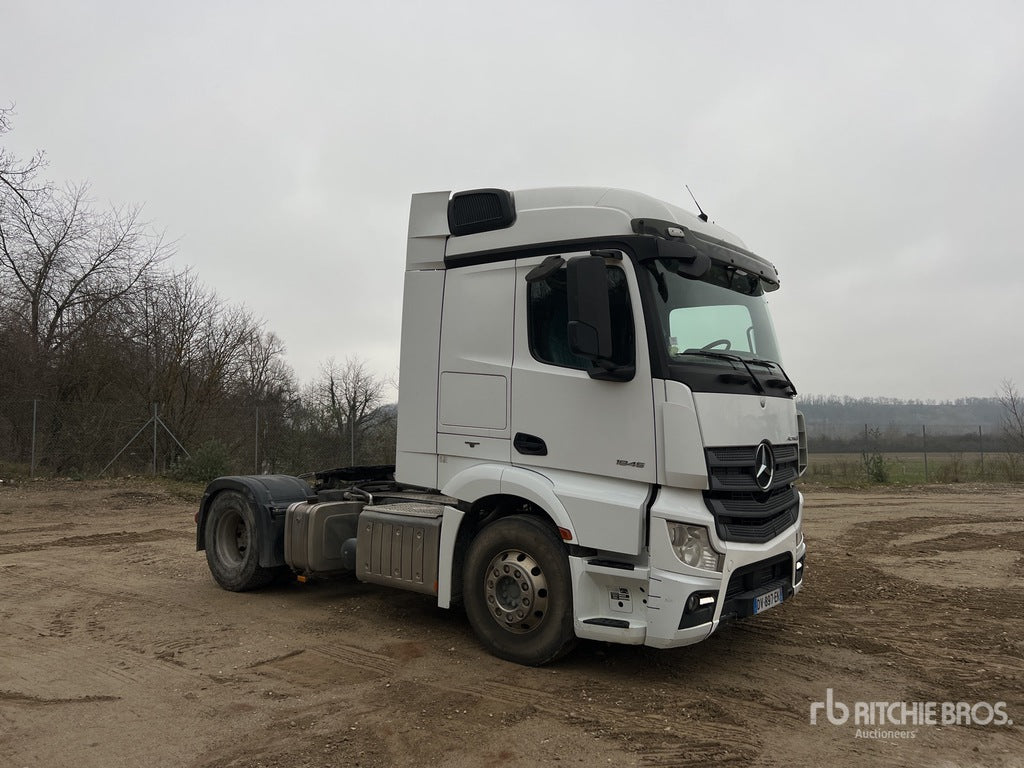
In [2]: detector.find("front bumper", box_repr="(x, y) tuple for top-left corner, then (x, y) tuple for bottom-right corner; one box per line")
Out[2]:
(567, 486), (805, 648)
(644, 487), (806, 649)
(644, 550), (805, 648)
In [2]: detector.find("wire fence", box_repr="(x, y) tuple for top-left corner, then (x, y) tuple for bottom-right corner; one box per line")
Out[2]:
(1, 400), (1019, 483)
(0, 399), (396, 479)
(803, 421), (1020, 483)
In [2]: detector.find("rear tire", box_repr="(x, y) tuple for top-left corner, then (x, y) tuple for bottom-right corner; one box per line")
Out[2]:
(463, 515), (576, 666)
(204, 490), (277, 591)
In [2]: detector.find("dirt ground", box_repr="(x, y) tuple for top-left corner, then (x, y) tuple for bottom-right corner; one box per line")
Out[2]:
(1, 479), (1022, 768)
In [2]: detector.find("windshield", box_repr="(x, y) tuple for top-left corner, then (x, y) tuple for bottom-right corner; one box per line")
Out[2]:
(642, 258), (783, 365)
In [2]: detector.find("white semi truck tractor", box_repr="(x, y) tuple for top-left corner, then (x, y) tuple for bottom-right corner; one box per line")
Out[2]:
(196, 187), (808, 666)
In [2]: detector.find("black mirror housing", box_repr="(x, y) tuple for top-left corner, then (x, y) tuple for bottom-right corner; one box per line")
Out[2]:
(566, 255), (613, 360)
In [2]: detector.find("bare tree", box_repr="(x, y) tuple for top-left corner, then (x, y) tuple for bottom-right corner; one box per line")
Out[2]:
(238, 329), (296, 473)
(996, 379), (1024, 480)
(1, 110), (173, 405)
(127, 269), (275, 443)
(0, 105), (47, 207)
(240, 330), (293, 402)
(307, 356), (388, 465)
(0, 110), (302, 475)
(1, 182), (171, 367)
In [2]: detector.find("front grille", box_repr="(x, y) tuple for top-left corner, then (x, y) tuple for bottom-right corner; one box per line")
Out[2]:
(703, 443), (800, 544)
(716, 505), (798, 543)
(705, 485), (797, 518)
(706, 443), (799, 493)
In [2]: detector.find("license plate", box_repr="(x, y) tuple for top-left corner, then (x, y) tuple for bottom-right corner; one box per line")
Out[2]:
(753, 587), (783, 615)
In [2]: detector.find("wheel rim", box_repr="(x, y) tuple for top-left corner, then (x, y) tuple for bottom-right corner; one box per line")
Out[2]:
(483, 549), (549, 634)
(214, 509), (248, 566)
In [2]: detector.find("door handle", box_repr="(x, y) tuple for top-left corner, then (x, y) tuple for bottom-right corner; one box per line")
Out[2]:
(513, 433), (548, 456)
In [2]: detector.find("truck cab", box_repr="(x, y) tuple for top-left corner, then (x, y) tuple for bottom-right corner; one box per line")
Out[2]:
(197, 186), (807, 666)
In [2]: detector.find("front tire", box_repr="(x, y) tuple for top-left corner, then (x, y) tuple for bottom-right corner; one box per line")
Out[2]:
(204, 490), (277, 591)
(463, 515), (576, 666)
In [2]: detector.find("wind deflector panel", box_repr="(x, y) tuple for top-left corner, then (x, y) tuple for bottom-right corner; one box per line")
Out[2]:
(448, 188), (516, 236)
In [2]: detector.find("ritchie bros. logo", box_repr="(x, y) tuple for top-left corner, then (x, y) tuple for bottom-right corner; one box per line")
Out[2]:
(810, 688), (1012, 739)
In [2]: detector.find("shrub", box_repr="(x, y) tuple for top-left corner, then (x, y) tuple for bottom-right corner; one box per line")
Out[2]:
(170, 440), (230, 483)
(861, 427), (889, 483)
(935, 453), (965, 483)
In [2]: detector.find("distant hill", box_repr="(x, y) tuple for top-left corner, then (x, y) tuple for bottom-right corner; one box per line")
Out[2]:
(798, 395), (1008, 452)
(798, 395), (1004, 428)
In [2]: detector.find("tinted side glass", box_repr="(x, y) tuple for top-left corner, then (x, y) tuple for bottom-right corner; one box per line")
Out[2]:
(528, 266), (634, 369)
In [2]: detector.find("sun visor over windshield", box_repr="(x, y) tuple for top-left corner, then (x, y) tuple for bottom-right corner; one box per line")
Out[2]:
(631, 218), (780, 290)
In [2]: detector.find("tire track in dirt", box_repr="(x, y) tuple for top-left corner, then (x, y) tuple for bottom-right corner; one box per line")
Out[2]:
(459, 679), (760, 766)
(249, 639), (762, 767)
(250, 643), (395, 680)
(0, 528), (182, 554)
(0, 523), (67, 535)
(0, 690), (121, 706)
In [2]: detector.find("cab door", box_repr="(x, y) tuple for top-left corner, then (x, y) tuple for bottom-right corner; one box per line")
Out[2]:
(510, 252), (657, 486)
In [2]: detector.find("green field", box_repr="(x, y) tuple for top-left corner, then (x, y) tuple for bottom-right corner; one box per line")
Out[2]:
(804, 451), (1022, 485)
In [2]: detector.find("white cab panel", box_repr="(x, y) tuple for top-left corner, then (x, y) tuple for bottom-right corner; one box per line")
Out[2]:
(395, 269), (445, 489)
(658, 380), (709, 489)
(441, 187), (749, 258)
(445, 207), (631, 257)
(436, 505), (465, 609)
(406, 191), (451, 269)
(692, 392), (798, 447)
(437, 434), (509, 464)
(439, 373), (507, 430)
(544, 468), (649, 555)
(437, 262), (515, 392)
(436, 261), (514, 467)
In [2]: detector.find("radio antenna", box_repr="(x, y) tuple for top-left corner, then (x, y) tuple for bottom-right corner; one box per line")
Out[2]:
(686, 185), (709, 222)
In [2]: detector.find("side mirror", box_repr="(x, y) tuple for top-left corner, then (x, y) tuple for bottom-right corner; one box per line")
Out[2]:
(566, 255), (613, 360)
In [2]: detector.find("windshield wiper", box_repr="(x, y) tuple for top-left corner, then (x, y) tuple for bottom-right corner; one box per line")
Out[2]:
(677, 350), (767, 395)
(731, 356), (799, 396)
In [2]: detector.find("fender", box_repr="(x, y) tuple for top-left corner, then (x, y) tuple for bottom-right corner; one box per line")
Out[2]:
(196, 475), (314, 568)
(436, 463), (578, 610)
(438, 462), (503, 510)
(498, 466), (578, 538)
(439, 462), (577, 540)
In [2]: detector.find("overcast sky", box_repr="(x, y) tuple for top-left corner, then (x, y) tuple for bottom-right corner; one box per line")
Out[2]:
(3, 1), (1022, 402)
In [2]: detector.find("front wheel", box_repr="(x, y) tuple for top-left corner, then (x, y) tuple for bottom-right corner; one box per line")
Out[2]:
(463, 515), (576, 666)
(204, 490), (277, 591)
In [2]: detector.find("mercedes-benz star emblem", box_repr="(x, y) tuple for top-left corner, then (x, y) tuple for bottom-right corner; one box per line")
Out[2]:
(754, 441), (775, 491)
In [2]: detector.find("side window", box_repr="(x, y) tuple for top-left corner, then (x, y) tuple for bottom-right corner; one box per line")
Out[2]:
(528, 264), (634, 370)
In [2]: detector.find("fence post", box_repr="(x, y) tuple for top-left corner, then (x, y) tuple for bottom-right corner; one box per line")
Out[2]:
(152, 403), (158, 476)
(30, 399), (38, 478)
(254, 406), (260, 474)
(922, 424), (928, 482)
(979, 425), (984, 479)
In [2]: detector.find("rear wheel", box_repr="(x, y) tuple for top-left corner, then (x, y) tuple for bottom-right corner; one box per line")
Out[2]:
(204, 490), (277, 591)
(463, 515), (576, 666)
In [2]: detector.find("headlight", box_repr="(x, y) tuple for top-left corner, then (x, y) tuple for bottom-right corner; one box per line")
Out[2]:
(667, 523), (723, 572)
